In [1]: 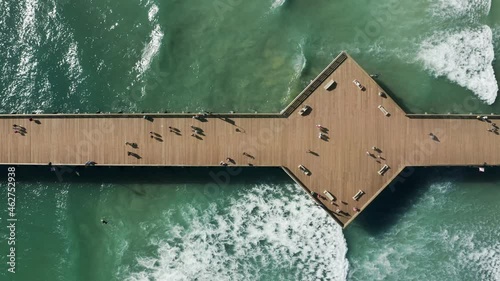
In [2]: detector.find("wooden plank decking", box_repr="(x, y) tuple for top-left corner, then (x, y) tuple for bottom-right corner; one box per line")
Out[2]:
(2, 52), (499, 227)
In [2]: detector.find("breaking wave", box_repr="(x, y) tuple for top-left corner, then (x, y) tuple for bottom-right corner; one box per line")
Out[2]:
(124, 183), (348, 281)
(417, 25), (497, 105)
(430, 0), (491, 20)
(134, 3), (163, 78)
(134, 24), (164, 77)
(271, 0), (286, 9)
(283, 43), (307, 103)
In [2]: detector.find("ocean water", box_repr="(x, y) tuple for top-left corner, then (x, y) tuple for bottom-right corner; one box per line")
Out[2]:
(1, 0), (500, 280)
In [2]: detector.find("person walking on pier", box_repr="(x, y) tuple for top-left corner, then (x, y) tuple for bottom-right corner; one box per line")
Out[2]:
(125, 142), (138, 148)
(13, 125), (26, 132)
(13, 126), (26, 135)
(428, 133), (440, 142)
(243, 152), (255, 159)
(13, 124), (26, 130)
(477, 115), (489, 122)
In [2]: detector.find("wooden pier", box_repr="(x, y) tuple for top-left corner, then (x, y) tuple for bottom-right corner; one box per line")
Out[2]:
(2, 52), (499, 227)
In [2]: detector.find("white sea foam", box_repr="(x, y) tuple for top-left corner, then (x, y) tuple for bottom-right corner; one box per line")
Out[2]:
(0, 0), (11, 29)
(430, 181), (454, 194)
(133, 2), (162, 78)
(443, 228), (500, 280)
(109, 22), (119, 31)
(134, 24), (164, 77)
(148, 4), (159, 22)
(417, 25), (498, 105)
(125, 184), (348, 281)
(466, 243), (500, 281)
(430, 0), (491, 20)
(271, 0), (286, 9)
(19, 0), (38, 42)
(284, 43), (307, 103)
(293, 44), (307, 79)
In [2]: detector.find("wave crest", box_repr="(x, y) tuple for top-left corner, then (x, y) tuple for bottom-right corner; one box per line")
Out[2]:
(134, 24), (164, 77)
(125, 184), (348, 281)
(271, 0), (286, 9)
(418, 25), (498, 105)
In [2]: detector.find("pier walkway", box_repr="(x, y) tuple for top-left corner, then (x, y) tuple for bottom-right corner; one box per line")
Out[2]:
(2, 52), (499, 227)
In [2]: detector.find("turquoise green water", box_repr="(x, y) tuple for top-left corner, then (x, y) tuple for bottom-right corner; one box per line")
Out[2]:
(0, 168), (348, 280)
(1, 0), (500, 280)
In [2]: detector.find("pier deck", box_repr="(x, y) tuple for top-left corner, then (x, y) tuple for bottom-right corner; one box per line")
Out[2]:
(2, 52), (498, 227)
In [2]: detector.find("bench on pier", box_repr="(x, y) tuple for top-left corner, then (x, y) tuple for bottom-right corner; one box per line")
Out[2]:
(353, 79), (364, 90)
(323, 190), (336, 202)
(352, 190), (365, 201)
(298, 165), (311, 175)
(378, 105), (390, 116)
(298, 105), (311, 116)
(324, 80), (337, 91)
(378, 164), (390, 175)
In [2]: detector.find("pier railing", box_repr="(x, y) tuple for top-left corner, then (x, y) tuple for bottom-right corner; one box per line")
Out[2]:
(0, 53), (349, 120)
(281, 52), (348, 117)
(406, 114), (500, 119)
(0, 113), (283, 119)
